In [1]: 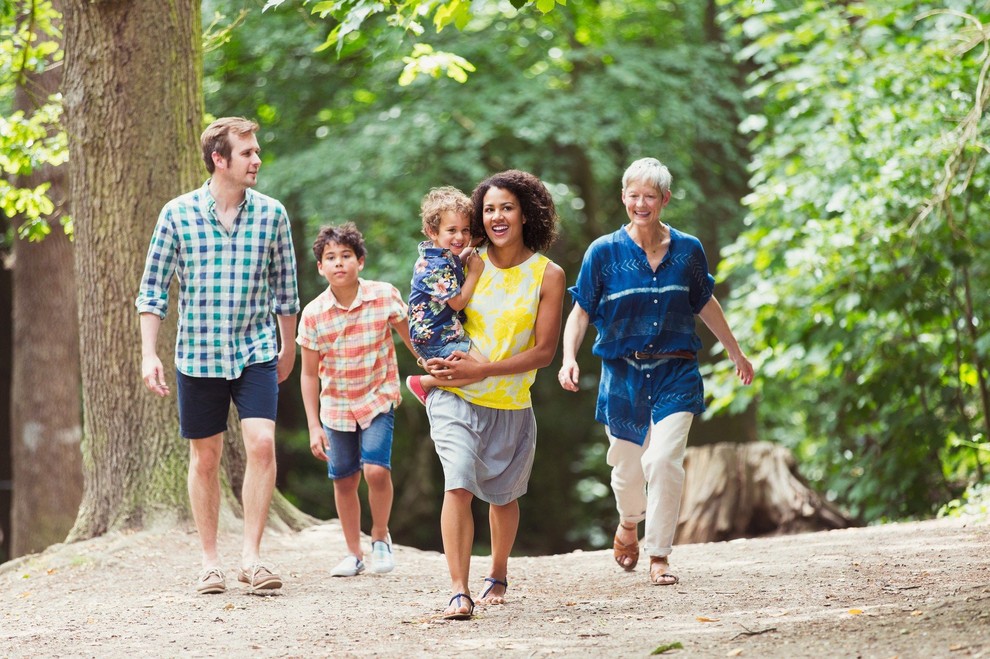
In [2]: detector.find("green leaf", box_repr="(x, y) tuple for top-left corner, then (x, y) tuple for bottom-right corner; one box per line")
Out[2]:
(651, 642), (684, 655)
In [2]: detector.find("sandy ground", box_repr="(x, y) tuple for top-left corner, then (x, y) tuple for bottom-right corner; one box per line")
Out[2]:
(1, 514), (988, 658)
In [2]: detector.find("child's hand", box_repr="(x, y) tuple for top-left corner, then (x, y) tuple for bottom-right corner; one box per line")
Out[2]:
(463, 249), (485, 277)
(309, 427), (330, 462)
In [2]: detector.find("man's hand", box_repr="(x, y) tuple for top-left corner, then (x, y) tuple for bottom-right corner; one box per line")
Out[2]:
(142, 354), (170, 397)
(277, 345), (296, 383)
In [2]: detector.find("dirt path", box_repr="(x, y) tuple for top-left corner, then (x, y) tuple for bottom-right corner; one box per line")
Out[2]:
(2, 515), (988, 658)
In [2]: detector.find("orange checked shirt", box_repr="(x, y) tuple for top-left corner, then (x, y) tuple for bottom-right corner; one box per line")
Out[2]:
(297, 279), (408, 431)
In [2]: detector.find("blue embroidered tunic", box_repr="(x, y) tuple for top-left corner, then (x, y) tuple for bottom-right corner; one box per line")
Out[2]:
(408, 241), (468, 348)
(569, 226), (715, 445)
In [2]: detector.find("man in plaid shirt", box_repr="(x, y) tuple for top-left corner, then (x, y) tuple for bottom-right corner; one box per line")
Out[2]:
(136, 117), (299, 595)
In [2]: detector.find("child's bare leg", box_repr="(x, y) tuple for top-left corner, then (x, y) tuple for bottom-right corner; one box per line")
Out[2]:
(333, 472), (364, 559)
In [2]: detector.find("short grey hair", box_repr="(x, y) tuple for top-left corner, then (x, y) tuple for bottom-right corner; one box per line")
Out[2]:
(621, 157), (672, 194)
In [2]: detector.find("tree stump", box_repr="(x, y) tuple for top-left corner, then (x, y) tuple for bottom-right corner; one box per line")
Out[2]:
(675, 441), (854, 544)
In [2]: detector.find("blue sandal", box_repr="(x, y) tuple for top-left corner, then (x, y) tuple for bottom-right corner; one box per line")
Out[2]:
(442, 593), (475, 620)
(479, 577), (509, 602)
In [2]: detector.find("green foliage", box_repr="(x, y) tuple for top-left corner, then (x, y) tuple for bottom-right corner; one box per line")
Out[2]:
(262, 0), (565, 77)
(0, 0), (67, 242)
(715, 0), (990, 520)
(938, 480), (990, 519)
(398, 43), (476, 86)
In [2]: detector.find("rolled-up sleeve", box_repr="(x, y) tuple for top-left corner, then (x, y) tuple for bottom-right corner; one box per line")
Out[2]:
(688, 243), (715, 314)
(135, 207), (177, 319)
(269, 206), (300, 316)
(569, 239), (605, 318)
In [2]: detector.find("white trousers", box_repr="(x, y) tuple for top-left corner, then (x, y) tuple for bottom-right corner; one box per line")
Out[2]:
(606, 411), (694, 558)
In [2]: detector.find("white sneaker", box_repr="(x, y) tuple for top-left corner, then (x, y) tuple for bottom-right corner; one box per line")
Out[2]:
(330, 555), (365, 577)
(369, 534), (395, 574)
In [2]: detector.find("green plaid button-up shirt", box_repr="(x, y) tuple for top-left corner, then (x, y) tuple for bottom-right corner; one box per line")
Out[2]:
(136, 182), (300, 379)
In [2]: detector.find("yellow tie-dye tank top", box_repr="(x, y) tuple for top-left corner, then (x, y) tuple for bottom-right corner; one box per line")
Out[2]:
(444, 249), (551, 410)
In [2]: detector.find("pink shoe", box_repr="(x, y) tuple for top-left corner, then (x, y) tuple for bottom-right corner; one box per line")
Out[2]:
(405, 375), (428, 405)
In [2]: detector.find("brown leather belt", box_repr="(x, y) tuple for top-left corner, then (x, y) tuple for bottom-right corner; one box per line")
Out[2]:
(632, 350), (695, 360)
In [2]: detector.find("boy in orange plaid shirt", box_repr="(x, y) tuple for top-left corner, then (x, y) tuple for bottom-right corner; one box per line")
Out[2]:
(297, 222), (418, 577)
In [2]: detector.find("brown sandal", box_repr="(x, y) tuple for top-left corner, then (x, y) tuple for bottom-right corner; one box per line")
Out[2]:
(613, 523), (639, 571)
(649, 556), (679, 586)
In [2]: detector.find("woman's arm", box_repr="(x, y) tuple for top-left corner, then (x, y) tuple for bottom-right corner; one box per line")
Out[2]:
(428, 262), (566, 380)
(698, 296), (754, 385)
(558, 304), (589, 392)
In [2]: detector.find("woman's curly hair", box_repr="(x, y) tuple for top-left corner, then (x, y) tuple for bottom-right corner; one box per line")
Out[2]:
(470, 170), (559, 253)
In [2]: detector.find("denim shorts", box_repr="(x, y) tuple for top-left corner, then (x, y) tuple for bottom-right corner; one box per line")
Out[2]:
(176, 359), (278, 439)
(322, 407), (395, 480)
(415, 337), (473, 361)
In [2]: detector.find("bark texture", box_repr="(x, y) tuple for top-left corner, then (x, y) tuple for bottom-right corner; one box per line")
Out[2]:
(10, 0), (84, 558)
(10, 218), (82, 557)
(61, 0), (311, 540)
(62, 0), (204, 538)
(676, 441), (854, 544)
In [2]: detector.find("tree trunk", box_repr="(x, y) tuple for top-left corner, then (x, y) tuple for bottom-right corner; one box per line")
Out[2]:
(676, 441), (854, 544)
(10, 224), (82, 557)
(63, 0), (203, 538)
(0, 229), (10, 561)
(9, 0), (84, 559)
(62, 0), (311, 540)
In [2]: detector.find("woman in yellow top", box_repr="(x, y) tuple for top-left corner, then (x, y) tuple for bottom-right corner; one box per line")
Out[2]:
(423, 170), (565, 620)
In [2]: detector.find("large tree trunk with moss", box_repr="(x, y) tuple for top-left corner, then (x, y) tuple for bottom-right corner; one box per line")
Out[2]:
(10, 0), (84, 558)
(62, 0), (202, 537)
(61, 0), (312, 539)
(676, 441), (854, 544)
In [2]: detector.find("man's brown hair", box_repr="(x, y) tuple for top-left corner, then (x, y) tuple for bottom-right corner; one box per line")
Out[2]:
(200, 117), (259, 174)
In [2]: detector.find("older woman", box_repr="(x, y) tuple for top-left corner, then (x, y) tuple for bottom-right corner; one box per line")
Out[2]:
(425, 170), (565, 618)
(559, 157), (753, 585)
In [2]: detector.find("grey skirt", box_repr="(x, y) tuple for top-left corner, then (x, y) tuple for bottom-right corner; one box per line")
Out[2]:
(426, 389), (537, 506)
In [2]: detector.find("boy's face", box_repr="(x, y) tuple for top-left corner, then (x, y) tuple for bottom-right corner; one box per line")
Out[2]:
(316, 241), (364, 290)
(429, 210), (473, 255)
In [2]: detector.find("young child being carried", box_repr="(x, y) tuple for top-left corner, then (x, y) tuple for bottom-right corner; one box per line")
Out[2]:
(297, 222), (419, 577)
(405, 186), (488, 404)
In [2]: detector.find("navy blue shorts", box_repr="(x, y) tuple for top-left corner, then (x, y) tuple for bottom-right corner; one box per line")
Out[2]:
(176, 359), (278, 439)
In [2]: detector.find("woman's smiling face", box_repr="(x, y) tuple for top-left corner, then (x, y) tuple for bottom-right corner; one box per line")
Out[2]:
(482, 186), (524, 248)
(622, 179), (669, 227)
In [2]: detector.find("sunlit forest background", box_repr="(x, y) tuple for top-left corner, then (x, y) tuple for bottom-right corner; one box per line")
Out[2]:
(2, 0), (988, 562)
